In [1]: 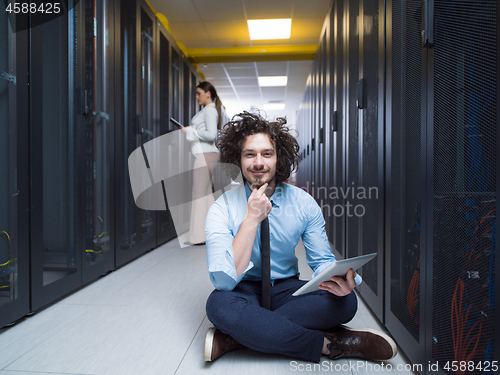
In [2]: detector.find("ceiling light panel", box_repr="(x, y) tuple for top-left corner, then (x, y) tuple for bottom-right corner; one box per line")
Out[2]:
(258, 76), (288, 87)
(247, 19), (292, 40)
(264, 102), (285, 110)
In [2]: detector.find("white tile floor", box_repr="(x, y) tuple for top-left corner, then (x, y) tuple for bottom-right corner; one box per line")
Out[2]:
(0, 236), (416, 375)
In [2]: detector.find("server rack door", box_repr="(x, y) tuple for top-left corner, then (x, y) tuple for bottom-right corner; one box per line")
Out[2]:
(302, 70), (312, 191)
(316, 28), (328, 235)
(384, 0), (426, 368)
(181, 61), (194, 232)
(320, 26), (331, 244)
(345, 0), (361, 261)
(0, 11), (30, 327)
(81, 0), (115, 284)
(169, 47), (184, 236)
(355, 0), (385, 320)
(115, 0), (142, 267)
(137, 5), (157, 252)
(155, 26), (176, 245)
(311, 59), (318, 201)
(329, 0), (346, 259)
(429, 1), (496, 372)
(30, 6), (82, 310)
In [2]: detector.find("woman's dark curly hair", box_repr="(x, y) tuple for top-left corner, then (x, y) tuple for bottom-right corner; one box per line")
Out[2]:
(216, 111), (300, 184)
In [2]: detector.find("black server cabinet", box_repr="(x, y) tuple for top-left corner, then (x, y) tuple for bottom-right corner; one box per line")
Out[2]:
(80, 0), (116, 284)
(137, 4), (157, 251)
(0, 12), (30, 328)
(385, 0), (426, 367)
(316, 25), (329, 238)
(180, 60), (195, 233)
(386, 0), (498, 373)
(344, 0), (361, 266)
(30, 4), (82, 310)
(30, 0), (116, 310)
(353, 0), (385, 321)
(115, 0), (142, 266)
(329, 0), (346, 260)
(169, 47), (185, 235)
(155, 22), (177, 245)
(428, 1), (497, 373)
(115, 0), (158, 267)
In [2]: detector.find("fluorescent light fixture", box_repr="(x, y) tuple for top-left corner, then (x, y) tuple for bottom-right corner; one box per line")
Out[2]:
(248, 19), (292, 40)
(264, 102), (285, 110)
(258, 76), (288, 87)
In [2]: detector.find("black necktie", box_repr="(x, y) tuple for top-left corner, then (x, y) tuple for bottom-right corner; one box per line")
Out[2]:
(260, 216), (271, 310)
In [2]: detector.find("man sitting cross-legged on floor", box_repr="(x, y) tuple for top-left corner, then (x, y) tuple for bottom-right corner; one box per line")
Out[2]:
(203, 111), (397, 363)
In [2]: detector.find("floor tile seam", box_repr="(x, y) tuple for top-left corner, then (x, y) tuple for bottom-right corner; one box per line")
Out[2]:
(59, 247), (183, 299)
(0, 305), (97, 372)
(127, 247), (190, 275)
(173, 315), (207, 375)
(1, 341), (57, 372)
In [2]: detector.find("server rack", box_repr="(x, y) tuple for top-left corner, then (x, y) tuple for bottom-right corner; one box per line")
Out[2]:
(353, 0), (386, 321)
(114, 0), (143, 267)
(80, 0), (116, 284)
(137, 3), (157, 252)
(29, 2), (83, 310)
(155, 18), (177, 245)
(1, 0), (200, 326)
(427, 1), (497, 372)
(0, 11), (30, 329)
(385, 0), (427, 367)
(329, 0), (347, 261)
(297, 0), (498, 373)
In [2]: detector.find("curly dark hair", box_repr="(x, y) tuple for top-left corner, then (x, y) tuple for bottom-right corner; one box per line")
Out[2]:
(216, 111), (300, 184)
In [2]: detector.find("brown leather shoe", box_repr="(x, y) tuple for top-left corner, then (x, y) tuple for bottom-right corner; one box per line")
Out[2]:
(204, 327), (245, 361)
(324, 325), (397, 361)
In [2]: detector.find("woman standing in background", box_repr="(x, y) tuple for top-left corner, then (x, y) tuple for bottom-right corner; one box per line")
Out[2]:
(178, 81), (224, 245)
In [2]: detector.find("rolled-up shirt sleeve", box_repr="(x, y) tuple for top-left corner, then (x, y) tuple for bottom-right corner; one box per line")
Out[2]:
(205, 198), (254, 291)
(302, 196), (362, 287)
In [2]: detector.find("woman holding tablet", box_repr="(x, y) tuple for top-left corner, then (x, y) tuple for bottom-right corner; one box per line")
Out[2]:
(178, 81), (224, 245)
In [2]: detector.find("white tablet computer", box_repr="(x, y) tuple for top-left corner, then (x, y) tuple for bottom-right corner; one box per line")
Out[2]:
(292, 253), (377, 296)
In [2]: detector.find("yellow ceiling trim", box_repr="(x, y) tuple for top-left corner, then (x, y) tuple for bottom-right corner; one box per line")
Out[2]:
(156, 14), (172, 34)
(187, 45), (318, 64)
(176, 41), (189, 57)
(144, 0), (156, 14)
(144, 1), (173, 35)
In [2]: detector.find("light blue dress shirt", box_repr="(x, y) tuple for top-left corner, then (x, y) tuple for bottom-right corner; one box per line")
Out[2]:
(205, 182), (363, 291)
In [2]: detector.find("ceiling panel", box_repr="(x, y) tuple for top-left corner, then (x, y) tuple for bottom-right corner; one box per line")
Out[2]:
(225, 69), (256, 79)
(169, 22), (210, 44)
(291, 18), (326, 40)
(292, 0), (333, 18)
(261, 86), (287, 97)
(231, 77), (259, 86)
(256, 61), (289, 76)
(192, 0), (246, 21)
(204, 21), (250, 41)
(223, 62), (256, 69)
(152, 0), (199, 23)
(243, 0), (293, 19)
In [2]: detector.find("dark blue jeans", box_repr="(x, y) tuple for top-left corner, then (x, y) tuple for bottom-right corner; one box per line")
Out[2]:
(205, 277), (358, 363)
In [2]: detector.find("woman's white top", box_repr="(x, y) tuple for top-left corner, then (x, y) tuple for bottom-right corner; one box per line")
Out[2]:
(186, 103), (219, 155)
